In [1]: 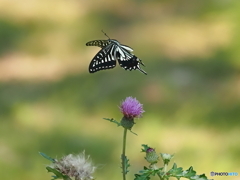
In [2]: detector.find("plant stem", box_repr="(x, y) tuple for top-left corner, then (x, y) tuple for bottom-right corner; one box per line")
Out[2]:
(157, 173), (164, 180)
(163, 163), (168, 175)
(121, 128), (128, 180)
(156, 163), (168, 180)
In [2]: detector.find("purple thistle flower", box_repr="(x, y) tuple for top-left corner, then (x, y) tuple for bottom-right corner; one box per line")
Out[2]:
(120, 97), (145, 119)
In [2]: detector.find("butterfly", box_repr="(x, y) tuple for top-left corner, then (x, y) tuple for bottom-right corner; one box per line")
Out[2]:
(86, 31), (147, 75)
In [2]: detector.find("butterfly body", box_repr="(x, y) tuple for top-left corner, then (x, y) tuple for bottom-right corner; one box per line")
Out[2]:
(86, 35), (147, 75)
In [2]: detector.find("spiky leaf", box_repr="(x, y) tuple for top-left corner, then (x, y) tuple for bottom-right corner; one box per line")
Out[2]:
(46, 167), (71, 180)
(121, 154), (130, 174)
(39, 152), (56, 163)
(141, 144), (150, 152)
(103, 118), (121, 126)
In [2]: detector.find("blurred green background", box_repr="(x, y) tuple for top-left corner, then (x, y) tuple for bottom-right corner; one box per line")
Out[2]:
(0, 0), (239, 180)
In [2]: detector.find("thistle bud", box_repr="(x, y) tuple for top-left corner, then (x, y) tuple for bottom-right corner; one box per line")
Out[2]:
(160, 153), (174, 165)
(145, 148), (159, 165)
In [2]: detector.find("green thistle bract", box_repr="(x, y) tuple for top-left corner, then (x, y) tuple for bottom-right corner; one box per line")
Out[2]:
(145, 148), (159, 165)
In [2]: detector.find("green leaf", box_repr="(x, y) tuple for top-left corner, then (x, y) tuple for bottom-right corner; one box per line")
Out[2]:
(141, 144), (150, 152)
(143, 166), (149, 170)
(46, 167), (71, 180)
(135, 167), (163, 180)
(103, 118), (137, 135)
(166, 164), (212, 180)
(121, 154), (130, 174)
(103, 118), (121, 126)
(189, 174), (211, 180)
(39, 152), (56, 163)
(183, 166), (196, 178)
(134, 173), (150, 180)
(168, 163), (183, 177)
(129, 129), (138, 135)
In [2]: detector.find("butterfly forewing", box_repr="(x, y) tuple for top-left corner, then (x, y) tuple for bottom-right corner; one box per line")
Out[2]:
(88, 43), (117, 73)
(86, 40), (110, 48)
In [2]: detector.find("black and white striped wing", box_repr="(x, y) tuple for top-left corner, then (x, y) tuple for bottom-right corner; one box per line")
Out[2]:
(86, 40), (110, 48)
(86, 38), (147, 74)
(117, 54), (147, 75)
(88, 43), (117, 73)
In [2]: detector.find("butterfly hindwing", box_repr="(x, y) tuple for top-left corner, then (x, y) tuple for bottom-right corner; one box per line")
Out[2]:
(118, 55), (147, 75)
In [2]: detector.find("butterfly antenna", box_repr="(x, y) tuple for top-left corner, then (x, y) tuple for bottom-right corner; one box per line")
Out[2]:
(101, 30), (110, 39)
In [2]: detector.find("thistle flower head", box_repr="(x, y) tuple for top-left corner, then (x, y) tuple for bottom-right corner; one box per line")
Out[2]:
(160, 153), (174, 165)
(141, 145), (159, 165)
(120, 97), (144, 119)
(145, 148), (159, 165)
(51, 152), (96, 180)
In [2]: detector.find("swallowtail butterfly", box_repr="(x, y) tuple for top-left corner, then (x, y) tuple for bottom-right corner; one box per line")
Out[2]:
(86, 31), (147, 75)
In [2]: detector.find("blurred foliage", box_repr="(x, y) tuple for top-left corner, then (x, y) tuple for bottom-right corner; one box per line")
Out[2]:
(0, 19), (28, 55)
(0, 0), (240, 180)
